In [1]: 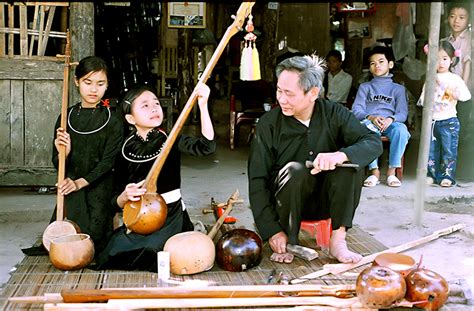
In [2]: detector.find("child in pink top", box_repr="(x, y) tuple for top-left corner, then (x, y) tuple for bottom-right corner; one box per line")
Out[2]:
(417, 41), (471, 187)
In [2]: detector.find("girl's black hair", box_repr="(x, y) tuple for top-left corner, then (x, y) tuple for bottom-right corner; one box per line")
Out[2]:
(439, 40), (460, 71)
(117, 84), (157, 135)
(75, 56), (109, 80)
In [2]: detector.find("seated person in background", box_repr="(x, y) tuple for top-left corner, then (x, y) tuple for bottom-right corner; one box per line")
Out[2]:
(352, 45), (410, 188)
(323, 49), (353, 105)
(248, 54), (382, 264)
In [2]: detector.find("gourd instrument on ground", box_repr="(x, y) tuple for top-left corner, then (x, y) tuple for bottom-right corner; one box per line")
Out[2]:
(163, 190), (241, 275)
(123, 2), (256, 235)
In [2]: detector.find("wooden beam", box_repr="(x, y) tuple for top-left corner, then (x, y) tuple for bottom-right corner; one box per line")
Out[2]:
(19, 3), (27, 55)
(1, 2), (69, 7)
(0, 27), (67, 39)
(7, 3), (14, 56)
(0, 2), (5, 56)
(29, 3), (39, 56)
(0, 58), (63, 80)
(38, 6), (56, 56)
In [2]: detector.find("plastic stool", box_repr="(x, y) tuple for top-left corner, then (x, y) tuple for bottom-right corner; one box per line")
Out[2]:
(300, 219), (332, 250)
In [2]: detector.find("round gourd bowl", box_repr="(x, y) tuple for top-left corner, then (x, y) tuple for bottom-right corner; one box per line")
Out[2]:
(49, 233), (95, 270)
(374, 253), (416, 278)
(164, 231), (215, 275)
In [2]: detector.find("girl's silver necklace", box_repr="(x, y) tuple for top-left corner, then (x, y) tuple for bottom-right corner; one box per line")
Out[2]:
(68, 105), (111, 135)
(121, 130), (167, 163)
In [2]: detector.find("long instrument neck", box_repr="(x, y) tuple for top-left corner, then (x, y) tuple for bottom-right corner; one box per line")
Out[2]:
(56, 31), (71, 221)
(144, 24), (238, 192)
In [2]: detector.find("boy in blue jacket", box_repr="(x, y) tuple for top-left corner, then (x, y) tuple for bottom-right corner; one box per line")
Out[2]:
(352, 46), (410, 187)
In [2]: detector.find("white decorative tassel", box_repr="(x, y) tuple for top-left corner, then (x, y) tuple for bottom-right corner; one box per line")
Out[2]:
(239, 13), (261, 81)
(251, 41), (261, 80)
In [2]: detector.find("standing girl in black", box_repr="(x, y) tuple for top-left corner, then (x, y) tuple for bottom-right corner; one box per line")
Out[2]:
(53, 56), (123, 253)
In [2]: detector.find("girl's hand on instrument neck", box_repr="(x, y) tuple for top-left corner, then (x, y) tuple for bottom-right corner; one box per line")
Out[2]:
(54, 128), (72, 156)
(117, 180), (146, 208)
(57, 177), (88, 196)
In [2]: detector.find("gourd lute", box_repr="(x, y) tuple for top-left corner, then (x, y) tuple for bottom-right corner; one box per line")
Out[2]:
(123, 2), (256, 235)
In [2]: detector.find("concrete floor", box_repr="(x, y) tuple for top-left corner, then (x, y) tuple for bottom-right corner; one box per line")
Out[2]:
(0, 122), (473, 309)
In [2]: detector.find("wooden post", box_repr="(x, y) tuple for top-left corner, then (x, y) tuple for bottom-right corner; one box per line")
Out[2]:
(261, 3), (278, 83)
(69, 2), (94, 105)
(414, 3), (441, 226)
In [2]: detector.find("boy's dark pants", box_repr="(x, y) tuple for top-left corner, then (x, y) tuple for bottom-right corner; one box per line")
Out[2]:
(273, 162), (364, 245)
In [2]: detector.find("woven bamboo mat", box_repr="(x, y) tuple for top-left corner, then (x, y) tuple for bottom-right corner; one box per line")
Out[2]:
(0, 226), (386, 310)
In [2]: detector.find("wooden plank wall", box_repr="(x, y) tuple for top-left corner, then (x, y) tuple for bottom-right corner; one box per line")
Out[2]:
(0, 2), (94, 186)
(0, 58), (63, 186)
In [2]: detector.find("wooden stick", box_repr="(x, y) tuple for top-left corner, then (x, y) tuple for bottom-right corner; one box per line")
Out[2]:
(291, 223), (465, 284)
(38, 5), (56, 56)
(42, 297), (416, 310)
(108, 296), (364, 309)
(207, 189), (239, 239)
(10, 284), (356, 304)
(28, 3), (39, 56)
(43, 297), (364, 309)
(19, 3), (27, 55)
(55, 30), (71, 222)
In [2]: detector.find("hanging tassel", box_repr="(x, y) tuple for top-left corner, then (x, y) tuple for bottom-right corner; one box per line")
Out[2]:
(240, 41), (251, 80)
(251, 41), (261, 80)
(239, 14), (261, 81)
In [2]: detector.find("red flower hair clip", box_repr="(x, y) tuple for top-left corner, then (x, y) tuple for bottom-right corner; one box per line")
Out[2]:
(101, 99), (110, 108)
(454, 49), (461, 58)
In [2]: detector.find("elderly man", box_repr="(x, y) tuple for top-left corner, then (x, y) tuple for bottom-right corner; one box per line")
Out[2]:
(248, 54), (382, 264)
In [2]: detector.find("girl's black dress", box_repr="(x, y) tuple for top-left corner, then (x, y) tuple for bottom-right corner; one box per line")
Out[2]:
(52, 102), (123, 252)
(95, 128), (216, 272)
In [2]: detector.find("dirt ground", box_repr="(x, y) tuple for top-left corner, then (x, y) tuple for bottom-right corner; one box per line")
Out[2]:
(0, 123), (473, 309)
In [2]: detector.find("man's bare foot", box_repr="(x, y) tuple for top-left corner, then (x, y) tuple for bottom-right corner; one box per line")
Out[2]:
(329, 227), (362, 263)
(270, 252), (294, 263)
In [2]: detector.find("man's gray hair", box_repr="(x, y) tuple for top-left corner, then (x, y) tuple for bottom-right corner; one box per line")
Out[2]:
(275, 54), (326, 93)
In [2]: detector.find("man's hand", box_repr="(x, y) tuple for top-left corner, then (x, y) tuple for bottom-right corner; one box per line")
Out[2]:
(269, 231), (288, 253)
(310, 151), (349, 174)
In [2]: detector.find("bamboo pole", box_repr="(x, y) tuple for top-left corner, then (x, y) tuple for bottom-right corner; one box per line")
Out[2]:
(39, 6), (56, 56)
(28, 3), (39, 56)
(19, 3), (27, 55)
(42, 297), (416, 310)
(413, 3), (442, 226)
(291, 223), (465, 284)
